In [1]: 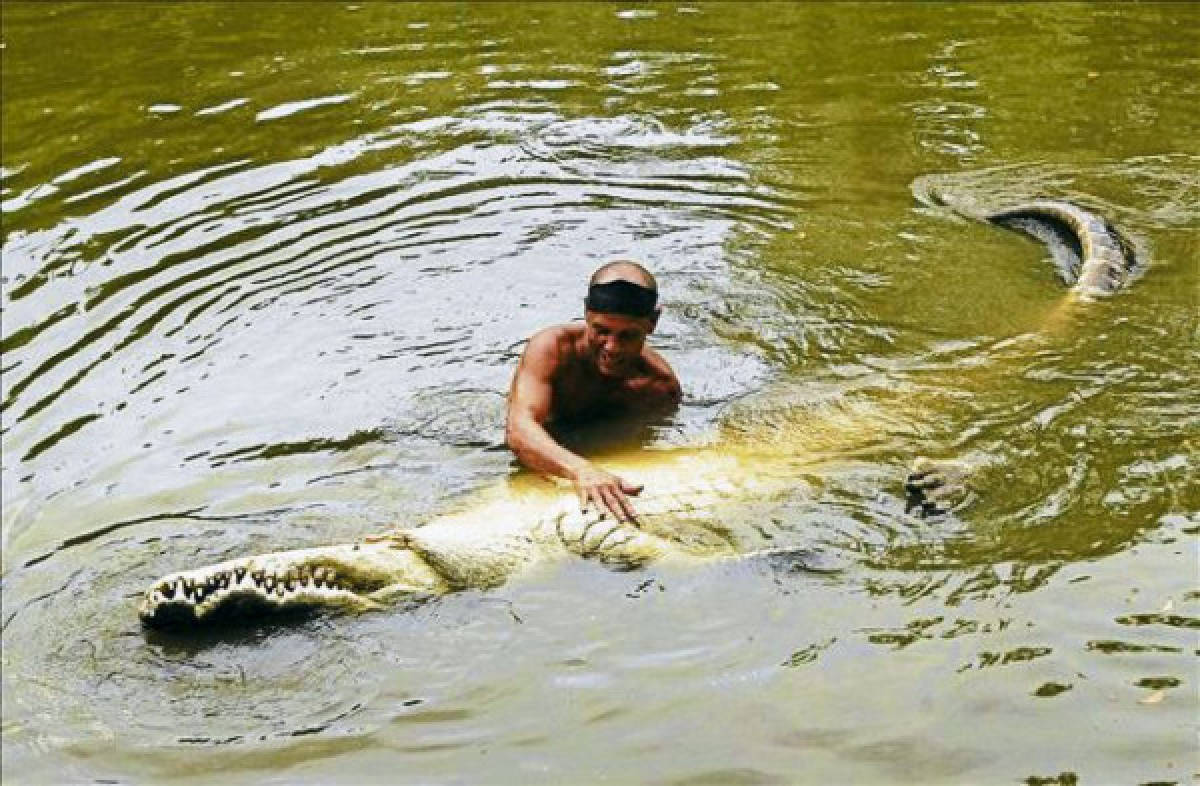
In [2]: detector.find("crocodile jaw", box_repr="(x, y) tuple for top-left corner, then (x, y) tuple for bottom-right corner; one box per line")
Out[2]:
(138, 537), (448, 629)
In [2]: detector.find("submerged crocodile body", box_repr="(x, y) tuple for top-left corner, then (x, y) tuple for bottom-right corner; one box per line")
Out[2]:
(139, 196), (1143, 630)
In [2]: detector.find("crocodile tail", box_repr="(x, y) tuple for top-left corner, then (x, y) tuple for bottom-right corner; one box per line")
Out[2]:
(986, 200), (1137, 298)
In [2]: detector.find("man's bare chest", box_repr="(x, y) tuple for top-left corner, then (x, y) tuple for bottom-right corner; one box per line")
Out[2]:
(552, 368), (642, 420)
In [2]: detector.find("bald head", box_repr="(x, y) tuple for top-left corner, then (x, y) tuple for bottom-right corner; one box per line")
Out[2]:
(584, 260), (659, 319)
(589, 259), (657, 291)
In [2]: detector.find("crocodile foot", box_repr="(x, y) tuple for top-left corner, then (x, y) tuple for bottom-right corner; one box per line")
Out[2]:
(905, 457), (973, 516)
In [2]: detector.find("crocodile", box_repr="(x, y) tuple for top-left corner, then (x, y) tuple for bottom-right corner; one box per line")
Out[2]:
(138, 196), (1143, 630)
(139, 449), (810, 628)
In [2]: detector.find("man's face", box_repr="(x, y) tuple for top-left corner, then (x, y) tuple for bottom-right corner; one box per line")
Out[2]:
(584, 310), (656, 377)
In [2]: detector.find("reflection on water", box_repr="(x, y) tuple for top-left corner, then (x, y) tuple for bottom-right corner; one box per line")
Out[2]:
(3, 3), (1197, 784)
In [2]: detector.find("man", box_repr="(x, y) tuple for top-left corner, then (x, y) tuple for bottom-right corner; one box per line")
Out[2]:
(506, 260), (682, 522)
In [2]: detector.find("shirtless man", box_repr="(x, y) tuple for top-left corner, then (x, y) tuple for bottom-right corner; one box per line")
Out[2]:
(506, 260), (682, 522)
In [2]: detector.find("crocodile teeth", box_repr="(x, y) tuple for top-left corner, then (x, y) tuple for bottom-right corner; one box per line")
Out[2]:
(234, 567), (246, 582)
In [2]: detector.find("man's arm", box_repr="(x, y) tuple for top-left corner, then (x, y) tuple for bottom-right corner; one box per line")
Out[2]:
(505, 331), (643, 521)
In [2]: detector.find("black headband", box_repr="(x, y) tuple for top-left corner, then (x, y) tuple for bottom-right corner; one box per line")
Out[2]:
(584, 279), (658, 318)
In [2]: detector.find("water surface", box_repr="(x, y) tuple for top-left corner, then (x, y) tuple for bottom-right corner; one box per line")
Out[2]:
(3, 3), (1197, 784)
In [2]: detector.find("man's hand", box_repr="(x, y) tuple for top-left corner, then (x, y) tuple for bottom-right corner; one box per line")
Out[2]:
(571, 463), (643, 523)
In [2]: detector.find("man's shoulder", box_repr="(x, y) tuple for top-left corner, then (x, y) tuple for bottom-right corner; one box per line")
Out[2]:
(526, 323), (583, 355)
(639, 345), (677, 378)
(529, 322), (583, 342)
(635, 347), (682, 401)
(520, 323), (584, 370)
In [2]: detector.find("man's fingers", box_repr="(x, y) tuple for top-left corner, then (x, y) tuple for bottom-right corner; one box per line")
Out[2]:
(618, 494), (639, 523)
(590, 486), (632, 523)
(606, 486), (639, 523)
(575, 476), (641, 523)
(582, 486), (613, 518)
(590, 487), (610, 516)
(597, 487), (622, 521)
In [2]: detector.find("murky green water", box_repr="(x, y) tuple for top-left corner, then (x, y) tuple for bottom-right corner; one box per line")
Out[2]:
(3, 3), (1197, 784)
